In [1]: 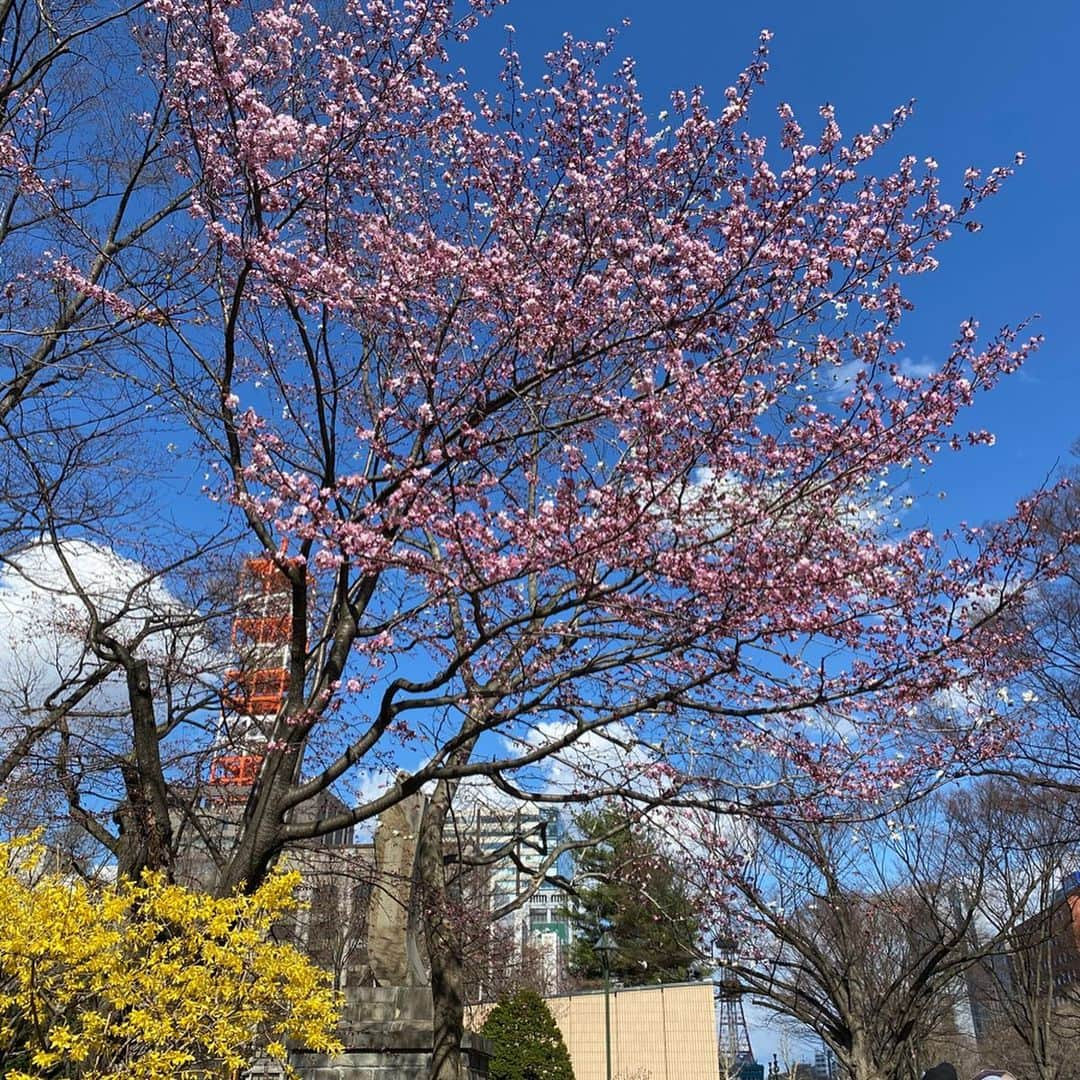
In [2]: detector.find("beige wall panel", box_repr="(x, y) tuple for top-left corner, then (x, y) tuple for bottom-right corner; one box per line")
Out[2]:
(469, 982), (720, 1080)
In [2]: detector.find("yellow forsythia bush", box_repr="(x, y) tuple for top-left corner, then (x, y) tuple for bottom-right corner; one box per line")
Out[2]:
(0, 833), (342, 1079)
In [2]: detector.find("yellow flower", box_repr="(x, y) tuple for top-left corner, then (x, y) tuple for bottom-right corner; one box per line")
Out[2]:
(0, 836), (342, 1079)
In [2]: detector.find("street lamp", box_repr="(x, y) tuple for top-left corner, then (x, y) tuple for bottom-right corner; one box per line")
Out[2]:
(596, 931), (617, 1080)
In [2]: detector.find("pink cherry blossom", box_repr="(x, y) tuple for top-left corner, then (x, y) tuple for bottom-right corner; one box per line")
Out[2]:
(137, 0), (1066, 853)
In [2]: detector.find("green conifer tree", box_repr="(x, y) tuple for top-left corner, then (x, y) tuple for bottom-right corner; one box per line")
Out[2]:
(567, 805), (702, 986)
(481, 988), (576, 1080)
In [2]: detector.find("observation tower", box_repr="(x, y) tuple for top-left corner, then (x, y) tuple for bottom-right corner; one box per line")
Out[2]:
(209, 555), (292, 794)
(716, 937), (755, 1079)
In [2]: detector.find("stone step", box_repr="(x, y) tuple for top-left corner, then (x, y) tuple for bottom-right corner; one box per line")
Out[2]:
(339, 986), (434, 1023)
(338, 1020), (433, 1052)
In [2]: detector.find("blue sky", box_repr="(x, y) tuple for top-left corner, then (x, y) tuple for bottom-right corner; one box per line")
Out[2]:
(468, 0), (1080, 532)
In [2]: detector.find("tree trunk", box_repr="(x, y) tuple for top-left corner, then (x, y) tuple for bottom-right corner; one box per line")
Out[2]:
(216, 788), (286, 895)
(215, 735), (320, 895)
(842, 1036), (889, 1080)
(115, 658), (174, 880)
(419, 779), (465, 1080)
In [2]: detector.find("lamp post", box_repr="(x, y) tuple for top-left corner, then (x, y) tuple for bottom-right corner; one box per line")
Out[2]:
(596, 931), (617, 1080)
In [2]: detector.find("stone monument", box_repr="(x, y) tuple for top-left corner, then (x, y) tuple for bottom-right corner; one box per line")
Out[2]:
(366, 788), (428, 987)
(291, 791), (491, 1080)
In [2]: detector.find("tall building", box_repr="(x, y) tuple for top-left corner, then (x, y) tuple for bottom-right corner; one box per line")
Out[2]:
(813, 1043), (838, 1080)
(715, 938), (754, 1079)
(456, 801), (574, 991)
(959, 871), (1080, 1052)
(1010, 874), (1080, 991)
(211, 554), (291, 791)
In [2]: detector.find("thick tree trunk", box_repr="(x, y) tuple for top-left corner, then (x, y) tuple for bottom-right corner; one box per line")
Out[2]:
(114, 658), (174, 880)
(216, 785), (288, 895)
(419, 779), (466, 1080)
(840, 1033), (890, 1080)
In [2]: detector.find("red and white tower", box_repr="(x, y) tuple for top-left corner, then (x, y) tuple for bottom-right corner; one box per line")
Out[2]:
(209, 555), (292, 793)
(716, 936), (755, 1078)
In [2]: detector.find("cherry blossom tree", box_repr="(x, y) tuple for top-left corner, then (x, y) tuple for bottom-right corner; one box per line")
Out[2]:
(0, 0), (1067, 1073)
(141, 0), (1052, 871)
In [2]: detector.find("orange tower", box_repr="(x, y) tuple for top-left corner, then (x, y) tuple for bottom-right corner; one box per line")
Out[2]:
(716, 936), (755, 1076)
(209, 555), (292, 791)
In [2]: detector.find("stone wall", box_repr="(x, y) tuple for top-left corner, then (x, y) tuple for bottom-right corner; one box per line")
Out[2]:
(291, 987), (492, 1080)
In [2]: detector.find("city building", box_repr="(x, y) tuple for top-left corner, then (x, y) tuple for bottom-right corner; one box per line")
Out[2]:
(456, 800), (574, 989)
(813, 1043), (838, 1080)
(958, 871), (1080, 1052)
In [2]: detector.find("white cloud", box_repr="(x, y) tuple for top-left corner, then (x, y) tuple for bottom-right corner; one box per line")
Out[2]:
(897, 355), (938, 379)
(0, 538), (216, 748)
(500, 719), (663, 798)
(342, 766), (402, 840)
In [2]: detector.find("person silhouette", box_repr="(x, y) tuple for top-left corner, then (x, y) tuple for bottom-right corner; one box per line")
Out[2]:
(921, 1063), (958, 1080)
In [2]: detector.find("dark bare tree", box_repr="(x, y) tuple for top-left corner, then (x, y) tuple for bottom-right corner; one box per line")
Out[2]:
(948, 780), (1080, 1080)
(709, 796), (1034, 1080)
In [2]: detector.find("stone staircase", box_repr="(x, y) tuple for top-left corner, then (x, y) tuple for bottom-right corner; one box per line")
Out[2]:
(291, 986), (491, 1080)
